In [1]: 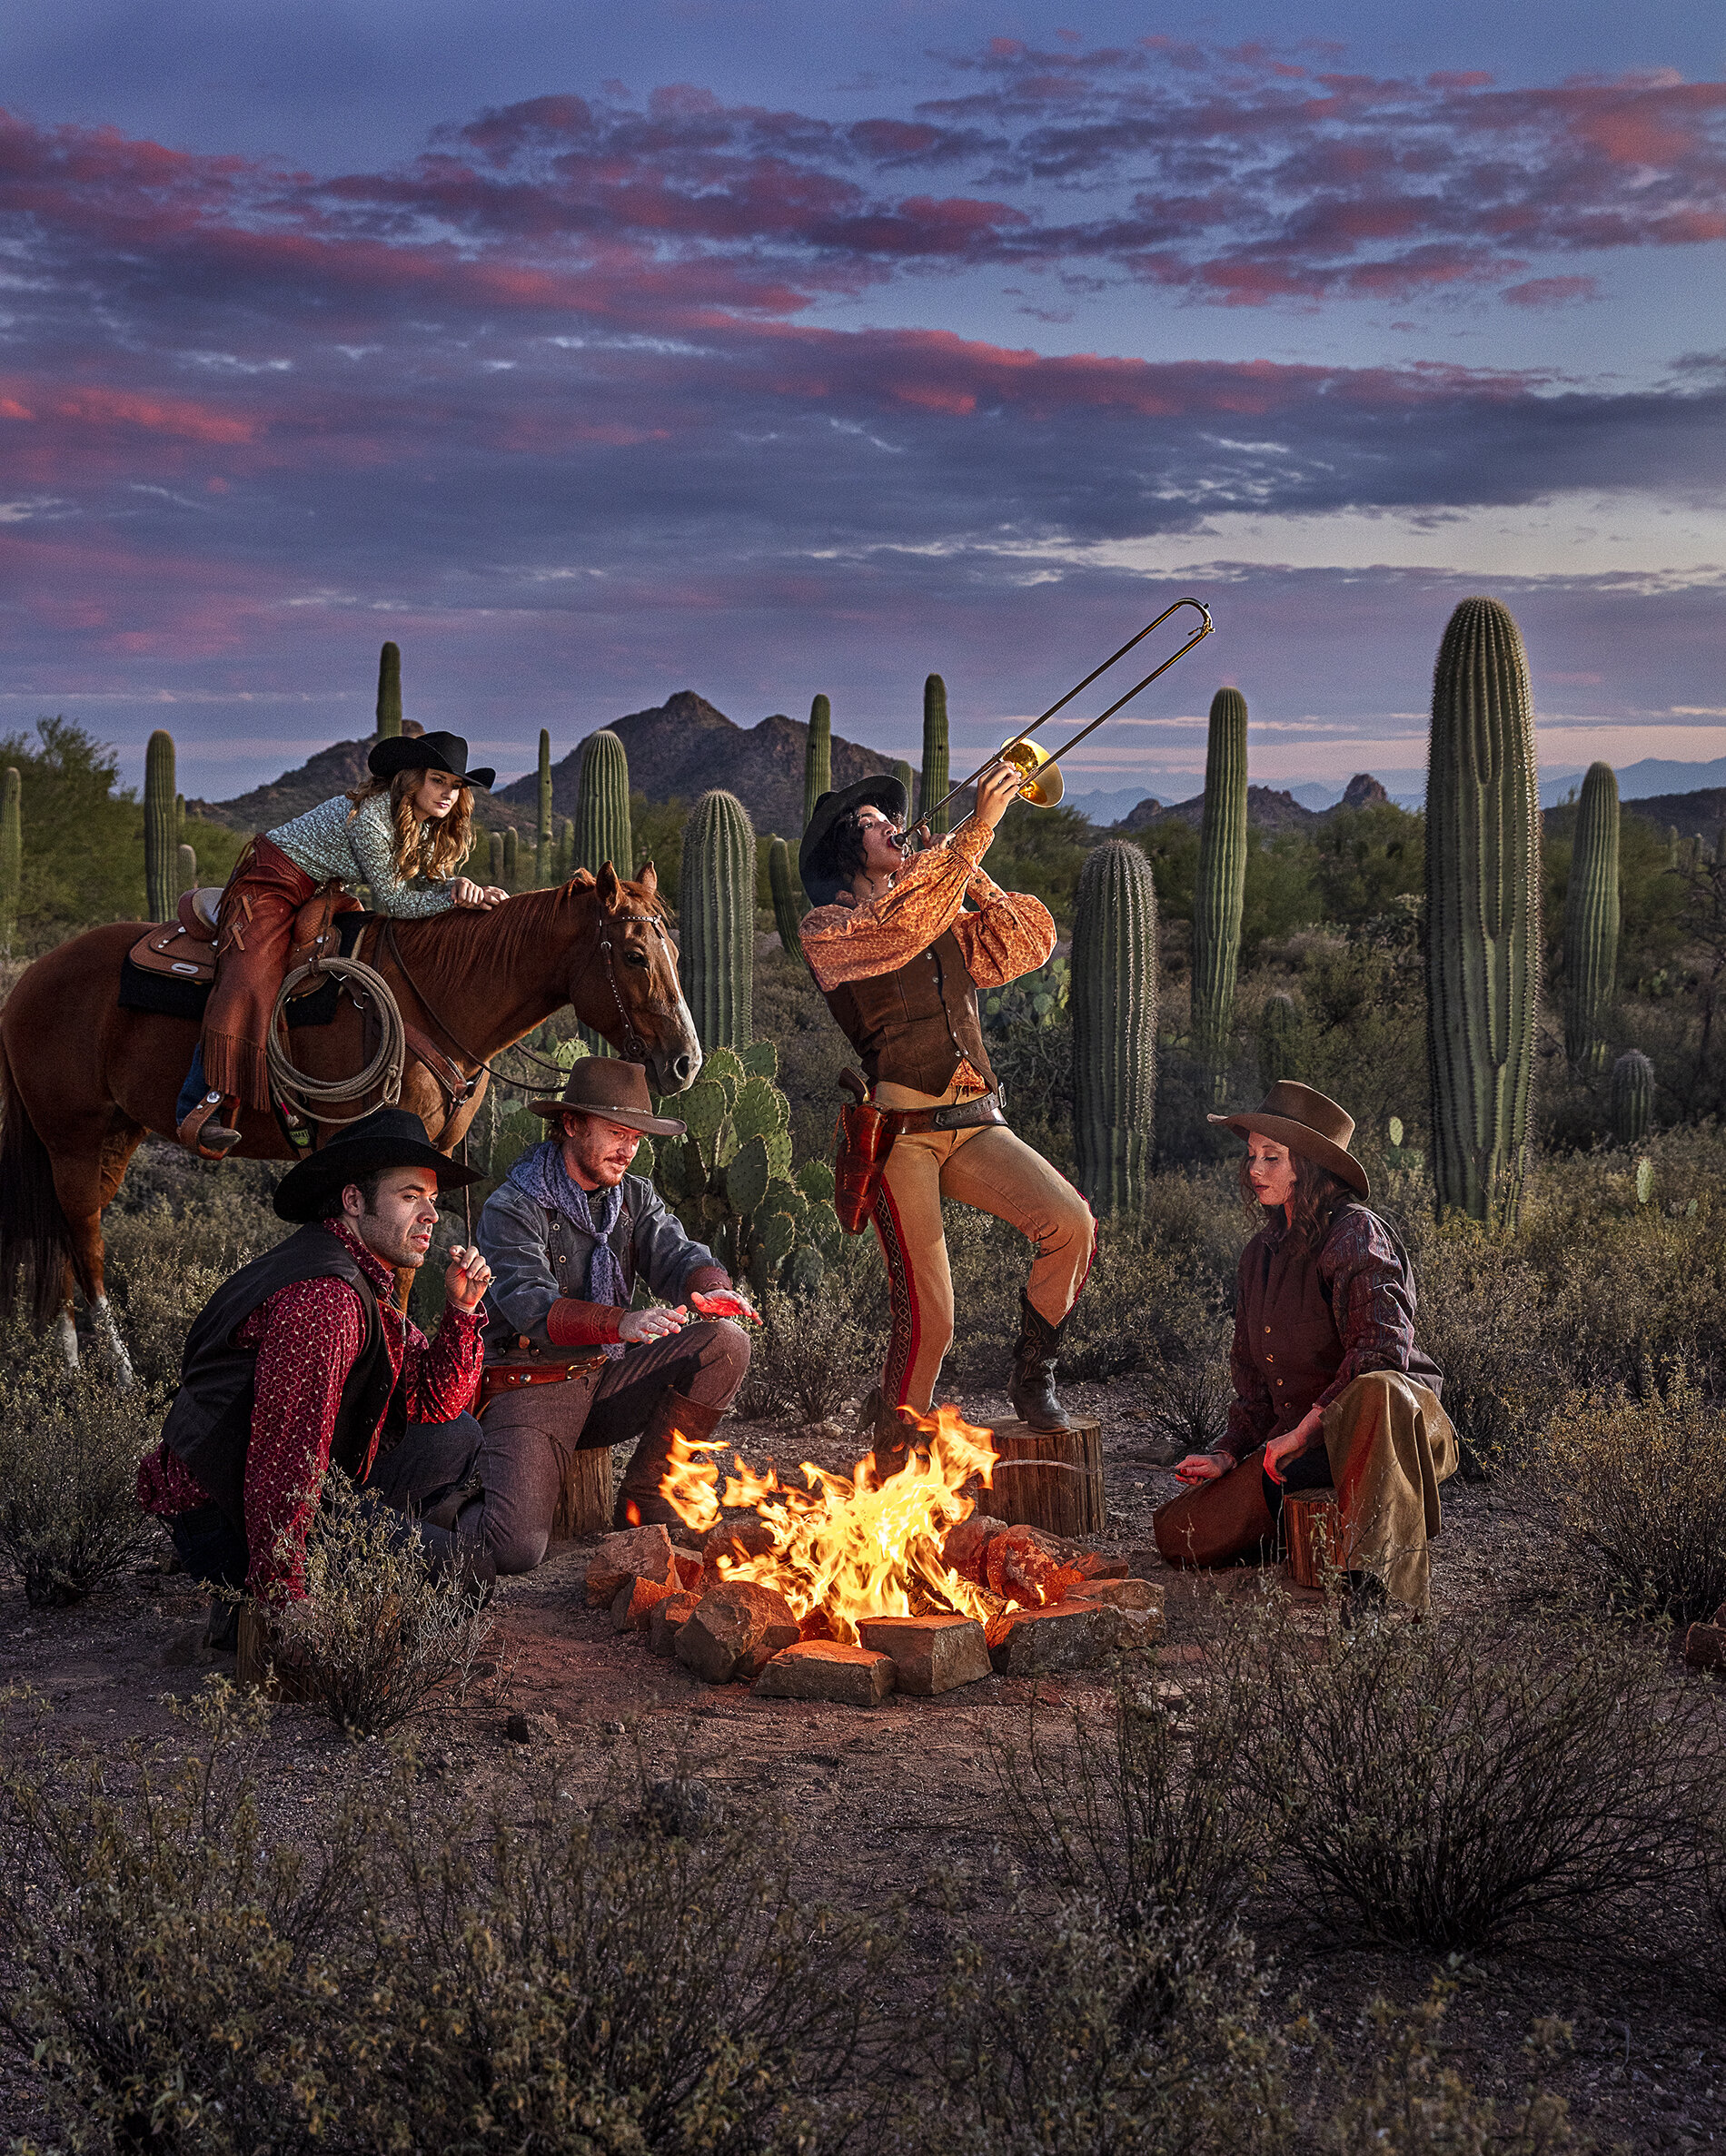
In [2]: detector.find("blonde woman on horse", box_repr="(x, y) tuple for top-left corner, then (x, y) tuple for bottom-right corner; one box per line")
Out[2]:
(176, 730), (507, 1157)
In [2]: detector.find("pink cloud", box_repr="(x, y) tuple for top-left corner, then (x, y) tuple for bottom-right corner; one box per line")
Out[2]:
(1502, 275), (1600, 306)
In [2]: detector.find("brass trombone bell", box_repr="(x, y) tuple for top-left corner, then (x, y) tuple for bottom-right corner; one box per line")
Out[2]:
(999, 737), (1064, 807)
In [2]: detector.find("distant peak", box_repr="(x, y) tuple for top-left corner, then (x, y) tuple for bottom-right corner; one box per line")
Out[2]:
(1340, 772), (1388, 809)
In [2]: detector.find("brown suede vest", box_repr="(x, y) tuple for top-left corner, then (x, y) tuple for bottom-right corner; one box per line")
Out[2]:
(822, 927), (998, 1094)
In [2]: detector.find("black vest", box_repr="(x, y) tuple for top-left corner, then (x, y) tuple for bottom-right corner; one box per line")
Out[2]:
(160, 1223), (402, 1531)
(821, 926), (999, 1094)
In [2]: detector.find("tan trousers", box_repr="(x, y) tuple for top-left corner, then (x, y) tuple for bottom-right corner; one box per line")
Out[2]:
(1322, 1370), (1458, 1609)
(870, 1076), (1096, 1414)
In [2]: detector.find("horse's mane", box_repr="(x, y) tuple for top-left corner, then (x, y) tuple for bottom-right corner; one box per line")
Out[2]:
(386, 873), (669, 984)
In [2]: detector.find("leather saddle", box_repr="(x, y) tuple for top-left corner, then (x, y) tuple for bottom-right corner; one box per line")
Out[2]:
(126, 885), (362, 994)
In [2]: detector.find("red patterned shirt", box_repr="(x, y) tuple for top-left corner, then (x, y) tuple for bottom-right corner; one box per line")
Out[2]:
(137, 1219), (485, 1603)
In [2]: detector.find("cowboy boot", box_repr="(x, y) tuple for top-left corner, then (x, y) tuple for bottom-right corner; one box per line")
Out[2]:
(177, 1092), (243, 1158)
(1008, 1291), (1074, 1432)
(859, 1386), (924, 1488)
(615, 1388), (726, 1530)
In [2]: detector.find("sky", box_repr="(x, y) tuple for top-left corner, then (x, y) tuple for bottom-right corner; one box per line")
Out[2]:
(3, 1), (1723, 806)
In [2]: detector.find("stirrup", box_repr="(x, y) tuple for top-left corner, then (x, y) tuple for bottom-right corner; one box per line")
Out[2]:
(177, 1093), (242, 1160)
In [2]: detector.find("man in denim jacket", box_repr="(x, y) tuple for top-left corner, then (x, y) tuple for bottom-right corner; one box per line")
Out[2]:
(476, 1058), (754, 1546)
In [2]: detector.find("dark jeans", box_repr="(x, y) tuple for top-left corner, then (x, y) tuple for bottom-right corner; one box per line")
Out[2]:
(166, 1413), (489, 1592)
(1261, 1440), (1334, 1528)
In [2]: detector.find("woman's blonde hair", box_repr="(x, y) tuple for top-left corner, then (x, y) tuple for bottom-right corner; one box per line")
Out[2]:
(346, 769), (474, 884)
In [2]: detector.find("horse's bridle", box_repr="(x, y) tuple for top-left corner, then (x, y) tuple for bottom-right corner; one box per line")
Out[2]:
(595, 911), (679, 1063)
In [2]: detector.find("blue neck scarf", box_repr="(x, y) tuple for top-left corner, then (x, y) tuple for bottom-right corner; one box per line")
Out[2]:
(507, 1141), (630, 1350)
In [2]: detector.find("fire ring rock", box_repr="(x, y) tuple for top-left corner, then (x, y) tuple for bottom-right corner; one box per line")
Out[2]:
(857, 1614), (992, 1695)
(753, 1640), (897, 1706)
(586, 1524), (678, 1606)
(649, 1590), (700, 1659)
(675, 1582), (801, 1684)
(987, 1601), (1119, 1676)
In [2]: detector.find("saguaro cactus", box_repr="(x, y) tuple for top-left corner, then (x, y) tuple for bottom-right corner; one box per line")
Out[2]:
(177, 842), (198, 897)
(1562, 760), (1621, 1074)
(804, 695), (831, 828)
(768, 836), (808, 965)
(679, 789), (755, 1051)
(553, 814), (574, 882)
(487, 830), (505, 886)
(893, 758), (914, 813)
(1255, 991), (1302, 1086)
(0, 766), (20, 954)
(1071, 839), (1158, 1216)
(922, 674), (951, 836)
(1610, 1049), (1654, 1146)
(501, 827), (520, 891)
(575, 729), (632, 883)
(1424, 598), (1542, 1226)
(144, 729), (177, 923)
(376, 641), (402, 737)
(1192, 687), (1249, 1092)
(534, 728), (554, 885)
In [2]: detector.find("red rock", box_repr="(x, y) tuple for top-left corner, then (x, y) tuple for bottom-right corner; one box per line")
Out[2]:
(987, 1601), (1116, 1676)
(941, 1514), (1007, 1582)
(752, 1641), (897, 1706)
(703, 1514), (780, 1587)
(856, 1614), (992, 1695)
(586, 1524), (676, 1606)
(611, 1575), (675, 1633)
(648, 1591), (699, 1659)
(1066, 1577), (1161, 1613)
(986, 1526), (1081, 1607)
(671, 1552), (705, 1593)
(675, 1583), (800, 1685)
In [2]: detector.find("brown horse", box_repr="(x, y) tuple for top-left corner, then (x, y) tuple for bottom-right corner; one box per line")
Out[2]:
(0, 863), (699, 1370)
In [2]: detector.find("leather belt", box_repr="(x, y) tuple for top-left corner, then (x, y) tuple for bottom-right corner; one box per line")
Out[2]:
(885, 1091), (1006, 1138)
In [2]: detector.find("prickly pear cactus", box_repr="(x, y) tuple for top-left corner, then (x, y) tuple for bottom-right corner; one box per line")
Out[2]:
(1611, 1048), (1654, 1146)
(575, 729), (632, 882)
(1192, 688), (1248, 1093)
(1424, 597), (1541, 1227)
(922, 675), (951, 836)
(0, 766), (20, 954)
(679, 789), (754, 1051)
(650, 1039), (839, 1294)
(1071, 839), (1157, 1216)
(144, 729), (176, 923)
(375, 641), (402, 737)
(1562, 760), (1620, 1074)
(768, 836), (808, 964)
(982, 954), (1068, 1036)
(804, 694), (831, 829)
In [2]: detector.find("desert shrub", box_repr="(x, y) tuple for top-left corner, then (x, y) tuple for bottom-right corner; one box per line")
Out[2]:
(1324, 1985), (1593, 2156)
(284, 1470), (497, 1737)
(1400, 1217), (1554, 1474)
(0, 1685), (372, 2155)
(1241, 1603), (1724, 1954)
(1539, 1366), (1726, 1624)
(0, 1324), (155, 1605)
(739, 1264), (887, 1425)
(991, 1647), (1280, 1939)
(908, 1896), (1291, 2156)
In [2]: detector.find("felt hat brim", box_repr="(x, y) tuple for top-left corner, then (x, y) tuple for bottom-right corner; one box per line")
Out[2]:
(273, 1132), (482, 1224)
(367, 731), (495, 790)
(527, 1096), (687, 1136)
(799, 772), (909, 902)
(1205, 1109), (1370, 1198)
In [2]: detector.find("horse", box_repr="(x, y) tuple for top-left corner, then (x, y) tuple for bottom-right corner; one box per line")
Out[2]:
(0, 862), (699, 1373)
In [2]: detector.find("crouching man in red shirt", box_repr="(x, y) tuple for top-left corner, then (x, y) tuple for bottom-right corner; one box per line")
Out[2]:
(137, 1106), (500, 1628)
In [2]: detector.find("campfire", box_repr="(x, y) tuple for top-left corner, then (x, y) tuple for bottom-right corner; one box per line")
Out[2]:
(585, 1407), (1163, 1704)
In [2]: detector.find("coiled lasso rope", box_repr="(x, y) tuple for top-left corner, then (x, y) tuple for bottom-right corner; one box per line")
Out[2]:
(265, 954), (407, 1127)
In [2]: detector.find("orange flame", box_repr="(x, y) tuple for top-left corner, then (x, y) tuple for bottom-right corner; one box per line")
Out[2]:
(660, 1406), (1013, 1644)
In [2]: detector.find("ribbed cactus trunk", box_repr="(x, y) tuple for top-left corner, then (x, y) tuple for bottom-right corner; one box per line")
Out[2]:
(1071, 840), (1157, 1216)
(1256, 991), (1302, 1086)
(534, 729), (553, 886)
(177, 842), (198, 897)
(1562, 760), (1620, 1074)
(144, 729), (177, 923)
(0, 766), (20, 954)
(554, 814), (573, 882)
(575, 730), (632, 879)
(893, 758), (914, 812)
(487, 830), (505, 886)
(922, 675), (950, 836)
(679, 789), (755, 1051)
(768, 836), (808, 967)
(376, 641), (402, 737)
(174, 792), (186, 844)
(501, 827), (519, 891)
(1610, 1049), (1654, 1145)
(1424, 598), (1542, 1226)
(804, 695), (831, 829)
(1192, 688), (1248, 1094)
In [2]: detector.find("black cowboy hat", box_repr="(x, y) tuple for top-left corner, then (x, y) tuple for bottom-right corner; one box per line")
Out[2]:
(367, 729), (495, 791)
(1207, 1080), (1370, 1199)
(528, 1056), (688, 1137)
(273, 1104), (483, 1224)
(799, 773), (908, 907)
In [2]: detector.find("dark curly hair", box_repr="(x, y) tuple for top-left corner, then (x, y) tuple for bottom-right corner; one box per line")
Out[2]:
(1237, 1145), (1355, 1251)
(803, 808), (873, 905)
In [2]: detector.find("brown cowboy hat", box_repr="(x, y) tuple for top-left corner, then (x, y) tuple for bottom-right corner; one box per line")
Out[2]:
(1207, 1080), (1370, 1199)
(528, 1056), (688, 1137)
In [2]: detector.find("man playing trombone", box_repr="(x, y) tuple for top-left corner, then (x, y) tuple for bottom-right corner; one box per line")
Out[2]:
(799, 762), (1095, 1464)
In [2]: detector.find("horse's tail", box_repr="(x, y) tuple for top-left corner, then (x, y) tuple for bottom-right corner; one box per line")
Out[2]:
(0, 1037), (77, 1329)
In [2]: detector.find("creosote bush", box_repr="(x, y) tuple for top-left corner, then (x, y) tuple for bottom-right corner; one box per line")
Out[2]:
(737, 1265), (885, 1426)
(1539, 1364), (1726, 1624)
(0, 1323), (155, 1605)
(284, 1470), (497, 1737)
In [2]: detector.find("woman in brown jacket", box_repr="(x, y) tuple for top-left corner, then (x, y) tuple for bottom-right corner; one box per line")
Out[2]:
(1153, 1082), (1457, 1610)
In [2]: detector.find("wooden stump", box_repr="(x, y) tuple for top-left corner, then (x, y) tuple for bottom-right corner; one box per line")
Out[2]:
(986, 1418), (1106, 1539)
(1284, 1486), (1341, 1588)
(551, 1447), (615, 1542)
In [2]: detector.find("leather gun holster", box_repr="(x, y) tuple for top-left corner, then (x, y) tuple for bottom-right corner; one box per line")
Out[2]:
(832, 1069), (897, 1235)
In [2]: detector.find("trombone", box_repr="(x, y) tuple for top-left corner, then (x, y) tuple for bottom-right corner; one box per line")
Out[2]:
(904, 596), (1214, 838)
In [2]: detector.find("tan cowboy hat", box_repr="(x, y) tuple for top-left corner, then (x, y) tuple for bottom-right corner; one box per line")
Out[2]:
(1207, 1079), (1370, 1198)
(528, 1056), (688, 1138)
